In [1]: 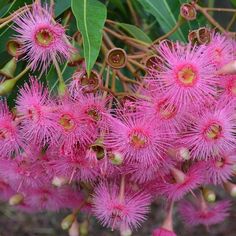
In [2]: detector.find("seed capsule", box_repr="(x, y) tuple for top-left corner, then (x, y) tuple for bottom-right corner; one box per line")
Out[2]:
(180, 3), (197, 21)
(106, 48), (127, 69)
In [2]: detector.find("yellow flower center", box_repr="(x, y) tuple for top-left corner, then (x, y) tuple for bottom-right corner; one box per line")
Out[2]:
(129, 130), (148, 149)
(204, 122), (222, 140)
(59, 114), (75, 131)
(35, 28), (54, 47)
(87, 107), (100, 121)
(177, 65), (197, 86)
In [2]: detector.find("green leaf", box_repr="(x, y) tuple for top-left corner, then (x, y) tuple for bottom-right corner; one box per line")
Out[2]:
(45, 66), (57, 94)
(1, 0), (32, 17)
(117, 23), (152, 43)
(71, 0), (107, 75)
(231, 0), (236, 7)
(0, 1), (10, 17)
(137, 0), (186, 41)
(54, 0), (71, 17)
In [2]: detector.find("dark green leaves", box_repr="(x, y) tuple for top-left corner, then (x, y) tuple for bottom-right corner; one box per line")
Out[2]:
(137, 0), (186, 41)
(71, 0), (107, 75)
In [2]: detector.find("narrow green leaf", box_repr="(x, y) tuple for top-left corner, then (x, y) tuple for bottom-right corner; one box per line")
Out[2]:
(1, 0), (32, 17)
(137, 0), (186, 41)
(54, 0), (71, 17)
(71, 0), (107, 75)
(117, 23), (152, 43)
(0, 1), (10, 17)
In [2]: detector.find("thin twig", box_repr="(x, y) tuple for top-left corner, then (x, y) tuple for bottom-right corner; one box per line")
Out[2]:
(205, 7), (236, 13)
(127, 0), (139, 26)
(227, 13), (236, 31)
(152, 21), (181, 45)
(104, 27), (150, 47)
(195, 4), (226, 33)
(128, 58), (146, 71)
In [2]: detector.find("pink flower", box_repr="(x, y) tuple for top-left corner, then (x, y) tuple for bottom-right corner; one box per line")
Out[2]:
(179, 197), (231, 227)
(105, 115), (169, 166)
(128, 157), (173, 184)
(0, 100), (21, 158)
(0, 156), (48, 192)
(55, 97), (95, 152)
(219, 75), (236, 102)
(16, 78), (57, 145)
(208, 32), (234, 68)
(24, 185), (72, 212)
(148, 42), (218, 110)
(13, 3), (73, 71)
(135, 93), (187, 133)
(50, 151), (99, 183)
(153, 163), (204, 201)
(92, 181), (151, 230)
(183, 103), (236, 159)
(75, 93), (111, 128)
(205, 150), (236, 184)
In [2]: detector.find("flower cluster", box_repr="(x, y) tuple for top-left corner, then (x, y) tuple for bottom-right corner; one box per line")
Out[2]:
(0, 2), (235, 235)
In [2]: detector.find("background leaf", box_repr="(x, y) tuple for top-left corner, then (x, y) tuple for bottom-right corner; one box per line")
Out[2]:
(117, 22), (152, 43)
(71, 0), (107, 75)
(231, 0), (236, 7)
(137, 0), (186, 41)
(54, 0), (71, 17)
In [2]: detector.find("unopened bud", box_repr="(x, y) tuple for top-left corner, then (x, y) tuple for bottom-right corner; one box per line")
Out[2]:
(52, 176), (68, 187)
(170, 167), (186, 183)
(224, 181), (236, 197)
(61, 214), (76, 230)
(120, 228), (132, 236)
(58, 80), (67, 96)
(80, 220), (89, 236)
(9, 193), (24, 206)
(69, 220), (80, 236)
(203, 188), (216, 202)
(0, 58), (17, 80)
(7, 40), (21, 57)
(179, 147), (190, 160)
(106, 48), (127, 69)
(0, 78), (17, 96)
(167, 147), (190, 161)
(180, 3), (197, 21)
(109, 151), (124, 165)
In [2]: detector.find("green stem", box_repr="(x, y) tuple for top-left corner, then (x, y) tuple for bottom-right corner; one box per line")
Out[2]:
(14, 66), (30, 82)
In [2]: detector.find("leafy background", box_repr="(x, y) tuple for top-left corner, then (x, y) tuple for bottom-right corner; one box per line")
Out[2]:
(0, 0), (235, 235)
